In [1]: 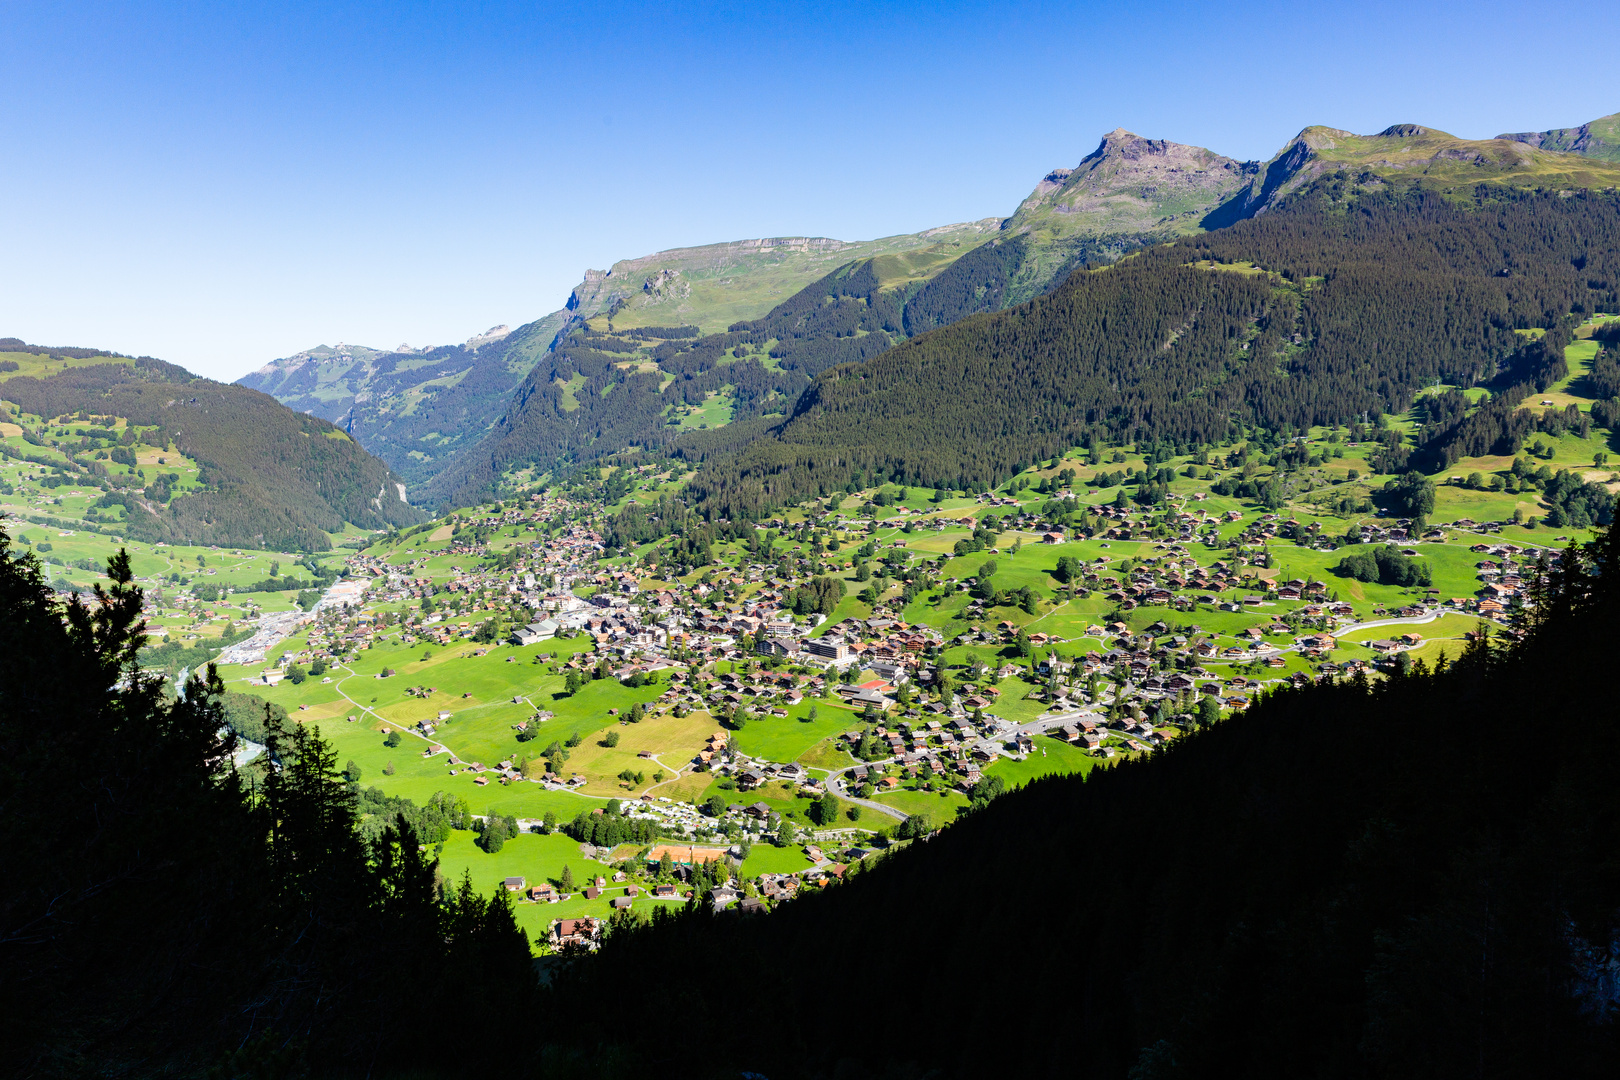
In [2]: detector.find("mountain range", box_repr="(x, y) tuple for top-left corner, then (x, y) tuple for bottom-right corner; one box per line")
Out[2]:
(239, 113), (1620, 510)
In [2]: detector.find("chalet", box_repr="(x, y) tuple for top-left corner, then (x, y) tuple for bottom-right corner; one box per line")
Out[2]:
(549, 917), (602, 949)
(502, 876), (526, 892)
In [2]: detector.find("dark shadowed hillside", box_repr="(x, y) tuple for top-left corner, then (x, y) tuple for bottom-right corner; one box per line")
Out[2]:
(0, 532), (534, 1078)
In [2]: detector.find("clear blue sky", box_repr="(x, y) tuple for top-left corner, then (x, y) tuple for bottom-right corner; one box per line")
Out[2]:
(2, 0), (1615, 381)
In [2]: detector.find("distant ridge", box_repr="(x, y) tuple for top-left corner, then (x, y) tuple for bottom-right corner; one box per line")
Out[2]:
(1498, 110), (1620, 164)
(1205, 120), (1620, 226)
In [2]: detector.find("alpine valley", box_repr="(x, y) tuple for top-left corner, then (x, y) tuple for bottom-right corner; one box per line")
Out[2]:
(8, 109), (1620, 1080)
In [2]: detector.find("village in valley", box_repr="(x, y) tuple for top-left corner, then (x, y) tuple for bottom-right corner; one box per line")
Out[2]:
(4, 398), (1610, 953)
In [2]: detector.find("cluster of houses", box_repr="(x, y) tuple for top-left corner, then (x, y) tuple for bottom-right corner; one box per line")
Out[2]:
(255, 465), (1576, 806)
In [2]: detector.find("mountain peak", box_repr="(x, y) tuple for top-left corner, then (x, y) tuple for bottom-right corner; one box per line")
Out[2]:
(1376, 123), (1438, 138)
(1002, 128), (1249, 241)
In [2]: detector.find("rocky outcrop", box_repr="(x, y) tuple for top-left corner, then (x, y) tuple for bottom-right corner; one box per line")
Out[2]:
(463, 324), (512, 349)
(1004, 128), (1251, 238)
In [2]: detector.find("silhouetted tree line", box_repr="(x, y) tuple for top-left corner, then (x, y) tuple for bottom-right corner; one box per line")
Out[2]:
(0, 531), (532, 1077)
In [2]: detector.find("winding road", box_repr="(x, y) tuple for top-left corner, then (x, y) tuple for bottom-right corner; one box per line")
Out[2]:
(821, 759), (908, 821)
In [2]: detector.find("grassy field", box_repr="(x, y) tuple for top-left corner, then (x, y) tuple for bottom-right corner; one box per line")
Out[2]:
(986, 737), (1097, 788)
(1338, 612), (1486, 645)
(730, 699), (864, 765)
(741, 843), (815, 877)
(872, 786), (968, 824)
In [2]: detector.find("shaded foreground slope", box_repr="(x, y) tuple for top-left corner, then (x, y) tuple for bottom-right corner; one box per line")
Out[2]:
(547, 538), (1620, 1079)
(0, 530), (534, 1078)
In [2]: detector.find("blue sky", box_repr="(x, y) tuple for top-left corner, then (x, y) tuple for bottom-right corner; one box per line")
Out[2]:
(3, 0), (1616, 380)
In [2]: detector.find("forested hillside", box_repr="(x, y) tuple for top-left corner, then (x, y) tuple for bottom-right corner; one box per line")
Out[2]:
(343, 131), (1251, 508)
(1, 349), (422, 550)
(243, 226), (1006, 487)
(419, 245), (1017, 507)
(417, 123), (1620, 510)
(686, 182), (1620, 518)
(540, 529), (1620, 1080)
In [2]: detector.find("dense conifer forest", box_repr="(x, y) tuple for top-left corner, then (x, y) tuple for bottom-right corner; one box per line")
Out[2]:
(684, 182), (1620, 518)
(423, 235), (1043, 508)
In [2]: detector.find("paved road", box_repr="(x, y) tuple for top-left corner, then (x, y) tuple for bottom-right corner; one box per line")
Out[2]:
(1016, 709), (1153, 753)
(1330, 611), (1441, 637)
(821, 759), (909, 821)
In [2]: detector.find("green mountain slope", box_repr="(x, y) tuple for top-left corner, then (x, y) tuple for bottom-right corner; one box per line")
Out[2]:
(1, 340), (423, 550)
(562, 222), (1006, 334)
(248, 118), (1620, 512)
(1210, 123), (1620, 224)
(1498, 110), (1620, 163)
(688, 180), (1620, 518)
(247, 134), (1246, 503)
(237, 226), (1001, 487)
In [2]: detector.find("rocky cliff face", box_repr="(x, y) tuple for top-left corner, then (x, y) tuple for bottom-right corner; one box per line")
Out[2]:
(992, 128), (1253, 305)
(1006, 128), (1252, 238)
